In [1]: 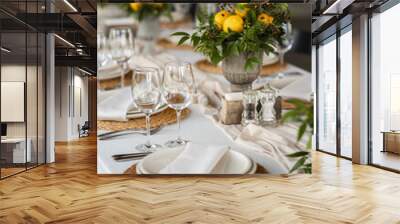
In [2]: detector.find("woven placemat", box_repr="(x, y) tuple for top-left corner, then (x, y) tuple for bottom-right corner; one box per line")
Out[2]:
(98, 108), (191, 131)
(195, 59), (288, 77)
(98, 71), (133, 90)
(157, 38), (193, 51)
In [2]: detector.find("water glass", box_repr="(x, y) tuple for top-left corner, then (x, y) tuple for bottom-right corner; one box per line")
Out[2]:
(162, 61), (195, 147)
(131, 67), (162, 152)
(109, 27), (134, 87)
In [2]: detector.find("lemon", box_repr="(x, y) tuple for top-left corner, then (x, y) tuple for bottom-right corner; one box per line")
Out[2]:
(235, 8), (249, 18)
(214, 10), (230, 30)
(130, 3), (142, 12)
(235, 3), (249, 17)
(257, 13), (274, 25)
(223, 15), (244, 33)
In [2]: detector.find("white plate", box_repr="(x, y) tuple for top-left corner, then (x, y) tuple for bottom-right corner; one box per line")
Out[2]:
(98, 62), (122, 80)
(126, 104), (169, 119)
(136, 158), (257, 175)
(138, 148), (253, 174)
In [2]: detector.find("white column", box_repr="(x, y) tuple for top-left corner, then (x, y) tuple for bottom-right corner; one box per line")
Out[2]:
(352, 14), (369, 164)
(46, 33), (55, 163)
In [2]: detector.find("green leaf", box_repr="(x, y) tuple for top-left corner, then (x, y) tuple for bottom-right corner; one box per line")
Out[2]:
(302, 163), (312, 174)
(289, 156), (307, 173)
(306, 135), (312, 149)
(286, 151), (309, 158)
(177, 36), (190, 46)
(282, 110), (298, 122)
(244, 56), (260, 71)
(171, 32), (190, 37)
(191, 35), (200, 47)
(297, 122), (307, 142)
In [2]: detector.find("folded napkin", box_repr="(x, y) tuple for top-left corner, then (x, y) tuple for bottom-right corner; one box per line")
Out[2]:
(98, 87), (133, 121)
(159, 143), (229, 174)
(234, 124), (301, 174)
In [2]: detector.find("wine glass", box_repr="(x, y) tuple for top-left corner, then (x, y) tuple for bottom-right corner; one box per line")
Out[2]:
(275, 22), (294, 79)
(131, 67), (162, 152)
(162, 61), (195, 147)
(108, 27), (134, 87)
(97, 33), (111, 68)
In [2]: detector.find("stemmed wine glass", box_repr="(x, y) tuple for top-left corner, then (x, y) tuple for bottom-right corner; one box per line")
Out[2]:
(108, 27), (134, 88)
(131, 67), (162, 152)
(275, 22), (294, 79)
(97, 33), (111, 68)
(162, 61), (195, 147)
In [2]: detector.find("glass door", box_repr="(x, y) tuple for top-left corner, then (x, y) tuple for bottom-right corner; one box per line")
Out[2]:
(317, 36), (337, 154)
(370, 2), (400, 172)
(0, 0), (47, 179)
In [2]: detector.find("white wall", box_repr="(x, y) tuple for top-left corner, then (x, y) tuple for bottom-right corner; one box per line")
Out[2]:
(54, 67), (89, 141)
(1, 64), (46, 164)
(1, 65), (37, 138)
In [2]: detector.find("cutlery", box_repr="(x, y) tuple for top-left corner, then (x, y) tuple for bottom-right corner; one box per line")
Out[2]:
(98, 126), (162, 140)
(113, 152), (152, 161)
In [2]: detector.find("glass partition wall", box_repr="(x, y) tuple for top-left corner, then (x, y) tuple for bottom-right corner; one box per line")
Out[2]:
(0, 2), (46, 179)
(316, 26), (353, 159)
(370, 3), (400, 172)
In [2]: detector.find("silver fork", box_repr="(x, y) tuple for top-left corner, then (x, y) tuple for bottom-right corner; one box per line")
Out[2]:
(98, 126), (162, 140)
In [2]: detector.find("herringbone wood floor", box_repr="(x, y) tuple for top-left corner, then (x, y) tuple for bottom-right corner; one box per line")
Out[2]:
(0, 135), (400, 224)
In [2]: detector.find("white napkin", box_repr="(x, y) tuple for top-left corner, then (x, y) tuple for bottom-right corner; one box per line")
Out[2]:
(97, 87), (133, 121)
(234, 124), (301, 174)
(159, 143), (229, 174)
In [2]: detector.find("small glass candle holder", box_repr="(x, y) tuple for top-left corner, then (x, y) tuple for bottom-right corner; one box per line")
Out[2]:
(242, 90), (259, 126)
(259, 83), (278, 125)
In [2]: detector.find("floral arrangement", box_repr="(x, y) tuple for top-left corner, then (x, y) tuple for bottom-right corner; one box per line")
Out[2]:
(173, 3), (290, 70)
(123, 3), (172, 21)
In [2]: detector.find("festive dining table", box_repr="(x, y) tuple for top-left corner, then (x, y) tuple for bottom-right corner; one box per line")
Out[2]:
(97, 23), (312, 175)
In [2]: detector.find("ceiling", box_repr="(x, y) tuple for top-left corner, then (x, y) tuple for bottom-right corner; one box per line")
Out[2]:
(311, 0), (391, 43)
(0, 0), (97, 74)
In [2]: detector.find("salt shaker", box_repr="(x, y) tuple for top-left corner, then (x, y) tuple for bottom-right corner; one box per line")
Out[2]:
(259, 83), (278, 125)
(241, 90), (258, 125)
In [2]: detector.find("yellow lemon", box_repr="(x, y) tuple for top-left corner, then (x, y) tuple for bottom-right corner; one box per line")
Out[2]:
(214, 10), (230, 30)
(235, 8), (249, 18)
(130, 3), (142, 12)
(257, 13), (274, 25)
(223, 15), (244, 33)
(235, 3), (249, 17)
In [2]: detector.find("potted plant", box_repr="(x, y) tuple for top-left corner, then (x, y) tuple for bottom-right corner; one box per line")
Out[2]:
(173, 3), (290, 87)
(123, 3), (172, 53)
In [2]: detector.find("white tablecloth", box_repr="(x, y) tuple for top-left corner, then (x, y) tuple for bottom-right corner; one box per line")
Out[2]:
(98, 105), (237, 174)
(98, 105), (302, 174)
(98, 28), (312, 174)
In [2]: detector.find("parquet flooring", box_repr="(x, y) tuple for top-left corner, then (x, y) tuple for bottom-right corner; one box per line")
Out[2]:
(0, 135), (400, 224)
